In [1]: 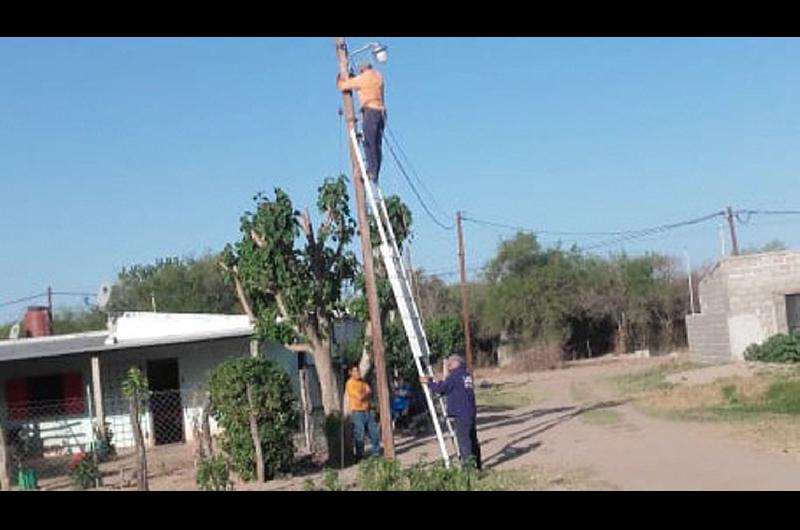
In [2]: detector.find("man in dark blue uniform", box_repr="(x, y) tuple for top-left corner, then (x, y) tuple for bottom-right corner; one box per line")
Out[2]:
(421, 355), (482, 470)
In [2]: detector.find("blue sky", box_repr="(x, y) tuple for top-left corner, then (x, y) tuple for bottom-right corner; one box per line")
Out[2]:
(2, 37), (800, 322)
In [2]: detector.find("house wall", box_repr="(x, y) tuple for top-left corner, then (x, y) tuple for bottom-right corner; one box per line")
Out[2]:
(688, 251), (800, 363)
(1, 337), (299, 454)
(0, 354), (94, 456)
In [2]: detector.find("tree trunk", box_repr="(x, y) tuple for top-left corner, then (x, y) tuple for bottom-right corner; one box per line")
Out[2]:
(201, 398), (214, 457)
(0, 422), (10, 491)
(310, 341), (341, 416)
(616, 312), (628, 354)
(246, 384), (265, 482)
(358, 321), (373, 377)
(129, 397), (148, 491)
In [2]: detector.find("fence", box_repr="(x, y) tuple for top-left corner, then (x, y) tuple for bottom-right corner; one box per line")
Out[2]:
(1, 388), (203, 490)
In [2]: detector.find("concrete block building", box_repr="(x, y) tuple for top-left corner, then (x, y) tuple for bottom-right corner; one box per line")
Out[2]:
(687, 250), (800, 363)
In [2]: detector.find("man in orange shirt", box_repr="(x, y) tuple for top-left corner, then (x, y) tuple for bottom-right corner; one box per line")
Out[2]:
(346, 363), (382, 460)
(337, 62), (386, 184)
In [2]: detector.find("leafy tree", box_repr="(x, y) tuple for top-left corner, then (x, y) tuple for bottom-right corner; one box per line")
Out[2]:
(109, 254), (242, 315)
(221, 176), (357, 415)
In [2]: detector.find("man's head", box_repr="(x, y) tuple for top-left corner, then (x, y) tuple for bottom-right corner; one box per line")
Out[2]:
(446, 355), (466, 372)
(349, 363), (362, 380)
(358, 61), (373, 73)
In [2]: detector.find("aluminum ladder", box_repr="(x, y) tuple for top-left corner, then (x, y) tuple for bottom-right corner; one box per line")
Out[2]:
(348, 128), (459, 467)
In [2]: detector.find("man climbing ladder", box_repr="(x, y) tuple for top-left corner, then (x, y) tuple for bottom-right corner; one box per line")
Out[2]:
(337, 62), (386, 183)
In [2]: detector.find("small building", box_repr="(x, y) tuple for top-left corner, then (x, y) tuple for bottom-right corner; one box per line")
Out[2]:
(686, 250), (800, 363)
(0, 312), (301, 463)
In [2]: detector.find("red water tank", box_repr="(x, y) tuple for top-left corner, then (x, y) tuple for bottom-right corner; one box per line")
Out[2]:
(24, 306), (52, 337)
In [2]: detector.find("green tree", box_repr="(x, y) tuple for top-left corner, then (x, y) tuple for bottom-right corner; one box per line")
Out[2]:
(221, 176), (357, 415)
(109, 254), (242, 315)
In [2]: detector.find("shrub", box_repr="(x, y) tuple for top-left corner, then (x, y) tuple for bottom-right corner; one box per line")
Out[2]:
(207, 357), (298, 481)
(196, 455), (232, 491)
(721, 384), (739, 405)
(304, 468), (346, 491)
(356, 457), (481, 491)
(406, 459), (479, 491)
(763, 380), (800, 414)
(744, 334), (800, 363)
(358, 456), (405, 491)
(70, 451), (101, 490)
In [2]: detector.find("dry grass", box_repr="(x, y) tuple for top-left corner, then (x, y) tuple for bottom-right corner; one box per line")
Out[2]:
(476, 381), (543, 410)
(485, 464), (618, 491)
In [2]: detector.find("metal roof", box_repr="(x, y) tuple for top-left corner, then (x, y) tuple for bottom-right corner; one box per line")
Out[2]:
(0, 328), (253, 364)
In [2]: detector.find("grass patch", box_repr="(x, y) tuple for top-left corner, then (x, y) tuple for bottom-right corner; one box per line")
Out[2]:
(476, 381), (541, 410)
(610, 361), (700, 395)
(580, 408), (623, 426)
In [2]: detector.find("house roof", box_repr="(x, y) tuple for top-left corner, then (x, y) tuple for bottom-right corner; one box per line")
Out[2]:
(0, 313), (254, 364)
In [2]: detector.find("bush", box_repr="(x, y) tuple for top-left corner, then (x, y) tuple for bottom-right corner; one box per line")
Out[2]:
(763, 380), (800, 414)
(357, 457), (480, 491)
(207, 357), (298, 482)
(196, 455), (232, 491)
(70, 451), (101, 490)
(358, 456), (405, 491)
(304, 468), (346, 491)
(406, 459), (479, 491)
(744, 334), (800, 363)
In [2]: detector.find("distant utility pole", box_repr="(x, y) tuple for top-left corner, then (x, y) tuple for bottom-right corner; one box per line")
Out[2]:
(456, 212), (474, 372)
(718, 223), (726, 258)
(47, 286), (53, 333)
(334, 37), (394, 459)
(684, 248), (696, 314)
(726, 206), (739, 256)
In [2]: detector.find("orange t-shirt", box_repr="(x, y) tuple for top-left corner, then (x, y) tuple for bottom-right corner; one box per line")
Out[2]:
(338, 69), (385, 111)
(346, 378), (371, 411)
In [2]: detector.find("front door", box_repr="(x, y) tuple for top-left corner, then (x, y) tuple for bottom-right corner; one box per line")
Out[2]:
(146, 358), (185, 445)
(786, 294), (800, 335)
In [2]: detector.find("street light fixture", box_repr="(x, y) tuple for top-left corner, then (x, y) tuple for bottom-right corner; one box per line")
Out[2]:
(349, 41), (388, 66)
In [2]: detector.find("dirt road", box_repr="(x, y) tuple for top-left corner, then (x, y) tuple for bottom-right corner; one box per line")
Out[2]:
(395, 358), (800, 490)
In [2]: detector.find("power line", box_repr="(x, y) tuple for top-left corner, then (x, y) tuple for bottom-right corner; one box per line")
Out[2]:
(0, 291), (96, 309)
(385, 125), (452, 220)
(0, 293), (47, 309)
(581, 211), (727, 251)
(461, 216), (640, 237)
(383, 132), (455, 231)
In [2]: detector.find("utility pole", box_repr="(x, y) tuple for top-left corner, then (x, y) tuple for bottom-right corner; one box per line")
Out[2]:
(726, 206), (739, 256)
(456, 212), (474, 372)
(46, 286), (53, 333)
(334, 37), (394, 459)
(684, 248), (696, 314)
(718, 223), (726, 258)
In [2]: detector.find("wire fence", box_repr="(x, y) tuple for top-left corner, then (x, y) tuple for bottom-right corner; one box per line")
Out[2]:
(1, 389), (203, 490)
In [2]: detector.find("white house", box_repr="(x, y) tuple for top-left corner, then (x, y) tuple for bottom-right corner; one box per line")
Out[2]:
(0, 312), (301, 461)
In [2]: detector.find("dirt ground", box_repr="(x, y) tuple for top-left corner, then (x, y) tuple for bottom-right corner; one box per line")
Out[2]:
(45, 355), (800, 491)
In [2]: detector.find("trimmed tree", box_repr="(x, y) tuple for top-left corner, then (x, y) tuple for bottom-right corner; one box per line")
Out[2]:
(121, 367), (149, 491)
(221, 177), (358, 416)
(207, 356), (297, 481)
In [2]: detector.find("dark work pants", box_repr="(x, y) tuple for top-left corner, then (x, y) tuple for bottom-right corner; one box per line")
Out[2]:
(453, 415), (482, 470)
(362, 108), (385, 183)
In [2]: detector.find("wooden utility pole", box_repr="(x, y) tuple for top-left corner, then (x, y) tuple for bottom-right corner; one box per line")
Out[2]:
(456, 212), (474, 371)
(726, 206), (739, 256)
(47, 286), (53, 333)
(334, 37), (394, 459)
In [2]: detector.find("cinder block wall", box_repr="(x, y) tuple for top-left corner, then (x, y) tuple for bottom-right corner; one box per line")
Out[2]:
(689, 251), (800, 363)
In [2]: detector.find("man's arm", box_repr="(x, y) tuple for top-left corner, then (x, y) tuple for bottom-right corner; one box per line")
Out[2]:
(337, 73), (364, 92)
(423, 373), (454, 395)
